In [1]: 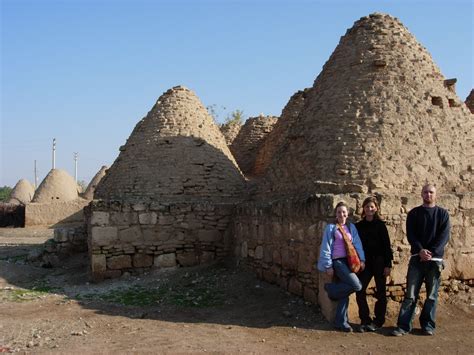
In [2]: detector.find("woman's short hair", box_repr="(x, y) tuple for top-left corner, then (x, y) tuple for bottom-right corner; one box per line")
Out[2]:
(334, 201), (349, 213)
(361, 196), (382, 220)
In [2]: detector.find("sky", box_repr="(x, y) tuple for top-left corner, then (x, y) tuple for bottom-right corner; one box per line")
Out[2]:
(1, 0), (472, 188)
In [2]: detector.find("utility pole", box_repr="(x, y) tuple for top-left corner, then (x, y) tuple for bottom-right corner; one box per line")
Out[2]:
(74, 152), (78, 182)
(52, 138), (56, 169)
(34, 160), (38, 190)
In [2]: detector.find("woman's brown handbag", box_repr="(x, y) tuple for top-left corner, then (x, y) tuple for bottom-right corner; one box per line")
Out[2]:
(337, 224), (361, 273)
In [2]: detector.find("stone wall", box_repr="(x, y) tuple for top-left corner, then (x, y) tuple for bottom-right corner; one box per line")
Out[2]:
(86, 200), (235, 281)
(233, 192), (474, 319)
(25, 199), (89, 226)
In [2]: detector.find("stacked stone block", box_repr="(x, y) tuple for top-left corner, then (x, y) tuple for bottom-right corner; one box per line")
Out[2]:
(233, 192), (473, 316)
(86, 200), (234, 281)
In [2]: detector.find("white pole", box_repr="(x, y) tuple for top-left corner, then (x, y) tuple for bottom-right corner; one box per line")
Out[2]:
(74, 152), (78, 182)
(34, 160), (38, 190)
(52, 138), (56, 169)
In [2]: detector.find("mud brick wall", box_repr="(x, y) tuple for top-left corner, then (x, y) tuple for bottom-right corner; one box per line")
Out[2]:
(233, 192), (474, 309)
(85, 200), (234, 281)
(25, 199), (89, 226)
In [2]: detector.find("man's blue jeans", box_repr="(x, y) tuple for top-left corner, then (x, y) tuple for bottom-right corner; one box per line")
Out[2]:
(325, 258), (362, 329)
(397, 256), (443, 332)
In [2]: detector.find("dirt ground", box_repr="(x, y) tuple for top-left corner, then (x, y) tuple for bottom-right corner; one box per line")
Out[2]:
(1, 227), (473, 354)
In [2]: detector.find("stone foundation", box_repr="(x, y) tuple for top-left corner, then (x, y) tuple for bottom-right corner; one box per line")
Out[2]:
(86, 200), (234, 281)
(233, 192), (474, 320)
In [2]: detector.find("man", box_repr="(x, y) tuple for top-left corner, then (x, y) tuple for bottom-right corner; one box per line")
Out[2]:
(392, 184), (450, 336)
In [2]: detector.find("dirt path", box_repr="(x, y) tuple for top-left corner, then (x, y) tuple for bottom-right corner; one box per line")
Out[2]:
(1, 227), (473, 353)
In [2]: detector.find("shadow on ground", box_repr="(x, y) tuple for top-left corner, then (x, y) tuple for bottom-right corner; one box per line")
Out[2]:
(0, 242), (336, 332)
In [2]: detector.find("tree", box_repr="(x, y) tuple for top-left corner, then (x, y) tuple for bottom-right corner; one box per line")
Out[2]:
(0, 186), (12, 202)
(224, 109), (245, 125)
(206, 104), (227, 123)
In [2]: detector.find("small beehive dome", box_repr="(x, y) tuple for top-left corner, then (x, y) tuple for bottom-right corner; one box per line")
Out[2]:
(230, 115), (278, 176)
(83, 165), (108, 200)
(32, 169), (79, 203)
(7, 179), (35, 205)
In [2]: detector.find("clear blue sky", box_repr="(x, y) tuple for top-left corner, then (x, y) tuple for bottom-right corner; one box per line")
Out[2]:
(1, 0), (472, 187)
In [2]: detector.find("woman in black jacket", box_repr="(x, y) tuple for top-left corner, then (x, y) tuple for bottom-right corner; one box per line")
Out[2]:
(355, 196), (393, 332)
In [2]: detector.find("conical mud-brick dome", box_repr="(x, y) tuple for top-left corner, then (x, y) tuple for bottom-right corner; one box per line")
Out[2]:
(465, 89), (474, 114)
(83, 165), (108, 200)
(230, 115), (278, 176)
(7, 179), (35, 205)
(32, 169), (79, 203)
(254, 89), (310, 177)
(95, 86), (245, 202)
(220, 121), (242, 146)
(263, 13), (473, 196)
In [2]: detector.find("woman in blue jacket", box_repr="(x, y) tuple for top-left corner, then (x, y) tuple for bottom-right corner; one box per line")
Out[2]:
(317, 201), (365, 332)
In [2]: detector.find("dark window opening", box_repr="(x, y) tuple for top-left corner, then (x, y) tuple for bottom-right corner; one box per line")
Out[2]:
(431, 96), (443, 108)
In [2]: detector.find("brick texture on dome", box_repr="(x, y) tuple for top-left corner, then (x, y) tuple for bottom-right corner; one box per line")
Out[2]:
(7, 179), (35, 205)
(230, 115), (278, 176)
(220, 121), (242, 146)
(94, 86), (245, 202)
(262, 13), (473, 196)
(254, 89), (310, 177)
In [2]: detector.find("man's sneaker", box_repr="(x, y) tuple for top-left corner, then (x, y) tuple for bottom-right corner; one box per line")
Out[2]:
(391, 328), (408, 336)
(364, 323), (378, 332)
(422, 329), (434, 336)
(358, 323), (377, 333)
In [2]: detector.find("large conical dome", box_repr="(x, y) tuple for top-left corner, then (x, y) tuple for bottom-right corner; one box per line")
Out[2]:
(7, 179), (35, 205)
(83, 165), (107, 200)
(95, 86), (245, 202)
(263, 13), (473, 196)
(32, 169), (79, 203)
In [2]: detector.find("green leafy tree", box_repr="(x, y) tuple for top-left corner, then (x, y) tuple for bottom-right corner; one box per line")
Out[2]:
(0, 186), (13, 201)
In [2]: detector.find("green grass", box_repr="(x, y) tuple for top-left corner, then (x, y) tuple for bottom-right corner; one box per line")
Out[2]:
(77, 267), (227, 308)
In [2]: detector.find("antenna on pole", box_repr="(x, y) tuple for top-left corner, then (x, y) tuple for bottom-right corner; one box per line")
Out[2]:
(74, 152), (78, 183)
(52, 138), (56, 169)
(34, 160), (38, 190)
